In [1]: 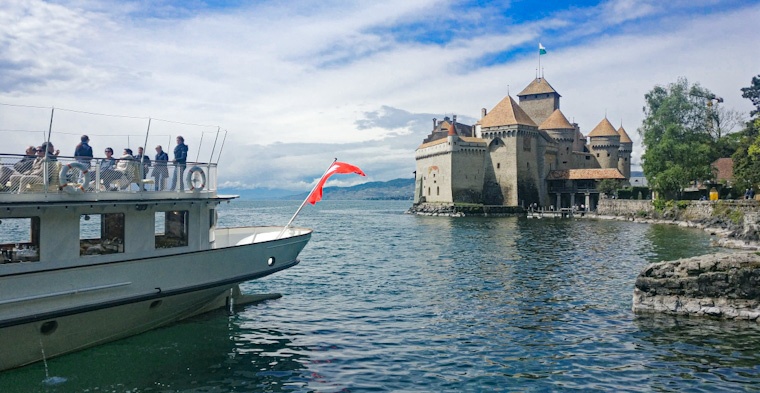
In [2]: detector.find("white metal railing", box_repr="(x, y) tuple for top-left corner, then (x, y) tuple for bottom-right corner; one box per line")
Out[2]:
(0, 154), (217, 195)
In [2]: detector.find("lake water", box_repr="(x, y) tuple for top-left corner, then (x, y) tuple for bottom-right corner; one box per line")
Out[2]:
(2, 200), (760, 392)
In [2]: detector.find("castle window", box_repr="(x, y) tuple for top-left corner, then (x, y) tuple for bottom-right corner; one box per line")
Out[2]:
(586, 156), (590, 160)
(428, 187), (430, 195)
(497, 163), (501, 169)
(596, 153), (600, 157)
(607, 153), (610, 157)
(437, 186), (439, 195)
(527, 162), (530, 169)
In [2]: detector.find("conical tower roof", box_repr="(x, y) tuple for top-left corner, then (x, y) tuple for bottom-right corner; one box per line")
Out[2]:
(617, 125), (632, 143)
(588, 118), (619, 137)
(480, 95), (537, 128)
(539, 109), (574, 130)
(448, 121), (456, 136)
(517, 77), (560, 97)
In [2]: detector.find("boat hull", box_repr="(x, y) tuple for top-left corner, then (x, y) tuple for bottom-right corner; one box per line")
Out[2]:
(0, 228), (311, 371)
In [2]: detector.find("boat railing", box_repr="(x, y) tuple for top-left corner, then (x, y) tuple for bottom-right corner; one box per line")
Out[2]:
(0, 154), (217, 196)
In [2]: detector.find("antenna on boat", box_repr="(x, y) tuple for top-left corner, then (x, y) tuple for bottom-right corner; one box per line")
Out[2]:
(215, 130), (228, 165)
(46, 107), (54, 145)
(276, 158), (338, 239)
(140, 118), (152, 184)
(195, 132), (204, 163)
(208, 126), (220, 164)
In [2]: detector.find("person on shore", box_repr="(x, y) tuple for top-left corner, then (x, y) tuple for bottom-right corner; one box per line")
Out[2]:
(153, 145), (169, 191)
(170, 136), (188, 191)
(74, 135), (94, 185)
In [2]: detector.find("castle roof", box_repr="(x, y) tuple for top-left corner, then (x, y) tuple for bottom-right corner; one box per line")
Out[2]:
(539, 109), (574, 130)
(587, 118), (619, 137)
(547, 168), (625, 180)
(517, 77), (560, 97)
(417, 137), (448, 150)
(480, 95), (537, 128)
(617, 125), (633, 143)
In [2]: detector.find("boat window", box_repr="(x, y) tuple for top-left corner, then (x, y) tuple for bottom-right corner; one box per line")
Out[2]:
(80, 213), (125, 256)
(155, 211), (188, 249)
(0, 217), (40, 263)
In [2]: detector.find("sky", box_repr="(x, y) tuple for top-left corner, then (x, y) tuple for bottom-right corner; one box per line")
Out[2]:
(0, 0), (758, 192)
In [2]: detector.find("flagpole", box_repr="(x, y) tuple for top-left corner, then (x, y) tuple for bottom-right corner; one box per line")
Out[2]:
(276, 158), (338, 239)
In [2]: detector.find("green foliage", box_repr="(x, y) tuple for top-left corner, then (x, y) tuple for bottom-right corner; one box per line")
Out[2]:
(597, 179), (619, 196)
(741, 74), (760, 117)
(653, 199), (667, 211)
(676, 200), (689, 210)
(638, 78), (717, 197)
(732, 76), (760, 191)
(712, 201), (745, 224)
(617, 186), (651, 200)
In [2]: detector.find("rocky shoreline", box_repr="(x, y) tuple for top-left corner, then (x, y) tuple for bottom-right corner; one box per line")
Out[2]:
(632, 252), (760, 321)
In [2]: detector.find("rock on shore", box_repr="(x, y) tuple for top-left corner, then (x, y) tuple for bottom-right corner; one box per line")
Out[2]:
(633, 252), (760, 321)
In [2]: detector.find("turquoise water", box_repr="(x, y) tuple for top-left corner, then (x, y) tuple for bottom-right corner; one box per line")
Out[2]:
(3, 200), (760, 392)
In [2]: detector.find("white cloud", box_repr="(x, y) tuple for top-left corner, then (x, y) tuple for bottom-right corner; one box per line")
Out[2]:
(0, 0), (757, 191)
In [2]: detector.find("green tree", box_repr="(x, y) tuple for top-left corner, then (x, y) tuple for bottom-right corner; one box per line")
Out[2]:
(597, 179), (619, 196)
(733, 75), (760, 190)
(638, 77), (715, 198)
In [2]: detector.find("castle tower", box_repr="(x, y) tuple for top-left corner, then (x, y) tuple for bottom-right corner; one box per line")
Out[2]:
(587, 118), (621, 169)
(479, 95), (542, 207)
(539, 109), (575, 170)
(617, 125), (633, 179)
(517, 77), (561, 126)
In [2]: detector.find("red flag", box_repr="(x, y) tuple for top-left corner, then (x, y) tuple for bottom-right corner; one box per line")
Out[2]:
(307, 162), (366, 204)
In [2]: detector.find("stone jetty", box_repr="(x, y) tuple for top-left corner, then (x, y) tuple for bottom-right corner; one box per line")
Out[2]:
(633, 252), (760, 321)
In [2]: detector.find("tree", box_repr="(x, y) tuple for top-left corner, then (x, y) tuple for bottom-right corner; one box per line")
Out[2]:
(741, 74), (760, 117)
(597, 179), (619, 196)
(638, 78), (715, 198)
(733, 75), (760, 190)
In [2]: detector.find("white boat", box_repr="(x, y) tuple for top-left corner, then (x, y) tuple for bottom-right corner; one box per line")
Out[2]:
(0, 125), (312, 371)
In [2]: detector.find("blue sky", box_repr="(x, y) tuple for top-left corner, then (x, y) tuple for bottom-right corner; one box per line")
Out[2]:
(0, 0), (758, 191)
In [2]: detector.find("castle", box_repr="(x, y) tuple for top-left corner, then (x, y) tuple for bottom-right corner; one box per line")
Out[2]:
(414, 76), (632, 210)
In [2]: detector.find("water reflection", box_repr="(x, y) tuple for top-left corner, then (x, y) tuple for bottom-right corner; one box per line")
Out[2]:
(1, 308), (311, 393)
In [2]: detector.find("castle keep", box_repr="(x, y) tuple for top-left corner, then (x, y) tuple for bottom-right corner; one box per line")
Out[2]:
(414, 76), (632, 210)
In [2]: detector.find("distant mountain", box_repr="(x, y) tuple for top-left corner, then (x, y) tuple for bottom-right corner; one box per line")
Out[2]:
(220, 178), (415, 201)
(286, 178), (415, 201)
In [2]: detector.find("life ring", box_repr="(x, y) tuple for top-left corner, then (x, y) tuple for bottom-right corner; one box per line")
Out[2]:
(186, 166), (206, 191)
(59, 162), (90, 191)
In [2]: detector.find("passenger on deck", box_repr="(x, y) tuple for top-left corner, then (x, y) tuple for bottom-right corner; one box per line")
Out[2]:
(135, 147), (151, 179)
(153, 145), (169, 191)
(100, 147), (119, 190)
(113, 148), (136, 189)
(9, 147), (55, 192)
(13, 146), (37, 174)
(170, 136), (188, 191)
(74, 135), (93, 184)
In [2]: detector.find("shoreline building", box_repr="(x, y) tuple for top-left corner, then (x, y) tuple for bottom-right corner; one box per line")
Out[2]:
(414, 76), (632, 210)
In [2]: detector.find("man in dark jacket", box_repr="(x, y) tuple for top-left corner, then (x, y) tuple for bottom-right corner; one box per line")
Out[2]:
(74, 135), (93, 184)
(153, 145), (169, 190)
(170, 136), (188, 191)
